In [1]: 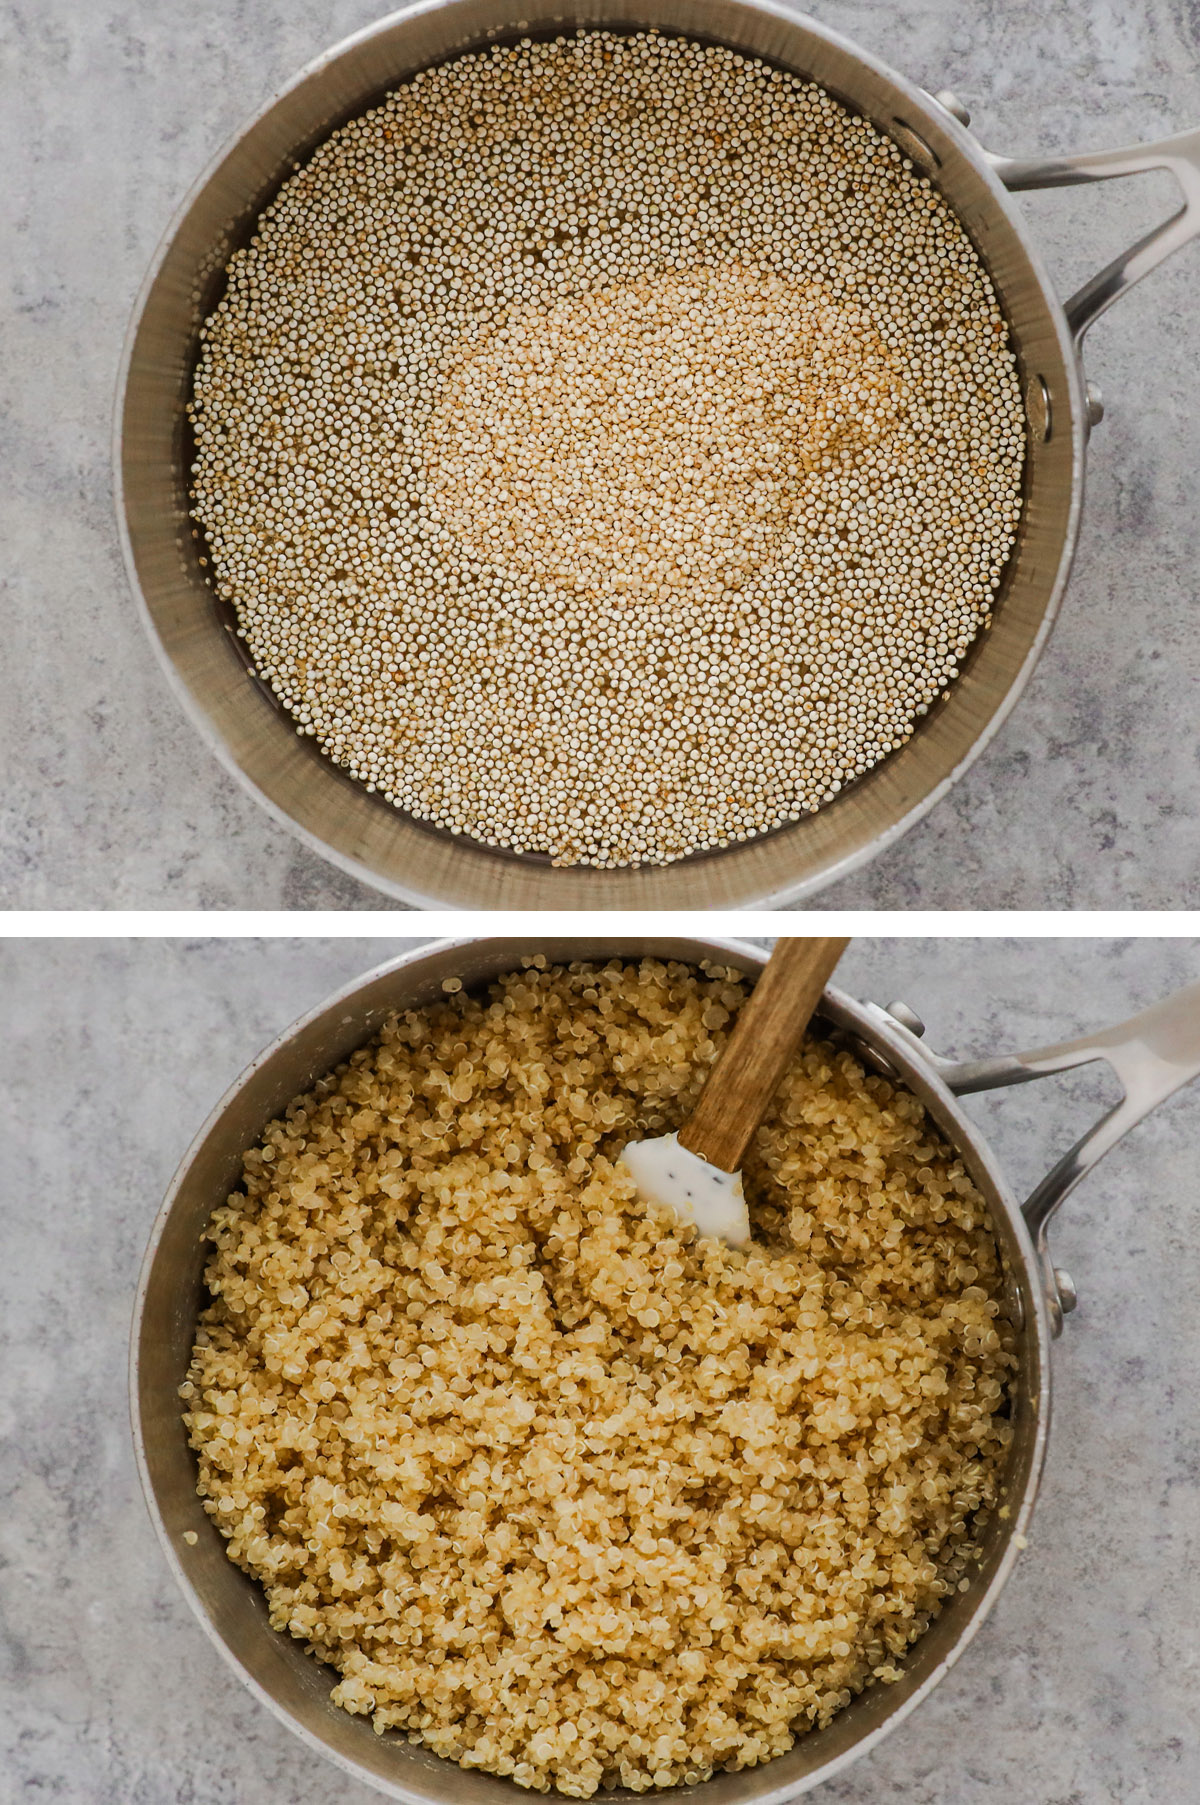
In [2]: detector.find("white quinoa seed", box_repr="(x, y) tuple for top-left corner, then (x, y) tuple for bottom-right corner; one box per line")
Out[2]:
(189, 32), (1025, 868)
(183, 959), (1015, 1796)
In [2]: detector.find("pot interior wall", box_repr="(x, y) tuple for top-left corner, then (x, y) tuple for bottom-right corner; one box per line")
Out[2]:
(120, 0), (1079, 907)
(135, 939), (1047, 1804)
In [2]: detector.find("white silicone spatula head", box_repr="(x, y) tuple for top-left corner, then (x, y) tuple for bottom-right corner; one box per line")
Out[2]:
(620, 1133), (752, 1244)
(618, 937), (850, 1245)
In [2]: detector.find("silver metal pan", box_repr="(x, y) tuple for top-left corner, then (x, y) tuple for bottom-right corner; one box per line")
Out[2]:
(130, 936), (1200, 1800)
(116, 0), (1200, 909)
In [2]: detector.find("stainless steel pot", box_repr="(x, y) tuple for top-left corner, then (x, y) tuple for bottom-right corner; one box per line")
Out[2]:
(115, 0), (1200, 909)
(130, 937), (1200, 1800)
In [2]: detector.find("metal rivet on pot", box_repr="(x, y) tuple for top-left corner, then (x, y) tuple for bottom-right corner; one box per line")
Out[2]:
(1086, 381), (1105, 427)
(854, 1036), (902, 1080)
(1054, 1268), (1078, 1314)
(889, 118), (941, 172)
(885, 1001), (927, 1037)
(932, 88), (971, 127)
(1025, 374), (1052, 444)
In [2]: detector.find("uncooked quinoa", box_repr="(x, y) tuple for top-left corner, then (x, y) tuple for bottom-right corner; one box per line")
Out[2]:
(188, 31), (1026, 868)
(183, 959), (1015, 1795)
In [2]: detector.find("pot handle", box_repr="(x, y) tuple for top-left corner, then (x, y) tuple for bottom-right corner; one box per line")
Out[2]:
(980, 124), (1200, 346)
(921, 979), (1200, 1329)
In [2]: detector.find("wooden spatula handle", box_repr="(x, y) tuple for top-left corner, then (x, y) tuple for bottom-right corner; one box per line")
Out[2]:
(678, 937), (849, 1173)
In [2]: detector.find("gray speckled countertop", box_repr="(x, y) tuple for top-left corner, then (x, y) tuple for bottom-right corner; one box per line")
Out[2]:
(4, 0), (1200, 908)
(3, 935), (1198, 1801)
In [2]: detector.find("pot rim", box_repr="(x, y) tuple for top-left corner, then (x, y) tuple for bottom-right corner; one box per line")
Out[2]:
(130, 934), (1053, 1801)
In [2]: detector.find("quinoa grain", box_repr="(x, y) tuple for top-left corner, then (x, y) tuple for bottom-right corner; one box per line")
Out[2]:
(184, 960), (1015, 1793)
(191, 33), (1024, 867)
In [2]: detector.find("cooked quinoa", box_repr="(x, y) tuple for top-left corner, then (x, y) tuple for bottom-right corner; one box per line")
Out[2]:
(183, 959), (1015, 1794)
(188, 30), (1026, 869)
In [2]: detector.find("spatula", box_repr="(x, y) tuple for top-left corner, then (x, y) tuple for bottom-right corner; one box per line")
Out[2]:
(619, 937), (849, 1245)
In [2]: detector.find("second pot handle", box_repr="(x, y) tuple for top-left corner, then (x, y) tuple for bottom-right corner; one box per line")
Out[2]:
(923, 979), (1200, 1329)
(980, 122), (1200, 346)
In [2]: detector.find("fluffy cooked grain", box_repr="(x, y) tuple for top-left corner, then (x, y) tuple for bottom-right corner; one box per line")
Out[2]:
(183, 960), (1014, 1794)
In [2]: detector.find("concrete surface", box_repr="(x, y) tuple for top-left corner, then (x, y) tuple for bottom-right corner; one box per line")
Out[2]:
(2, 934), (1198, 1801)
(3, 0), (1200, 907)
